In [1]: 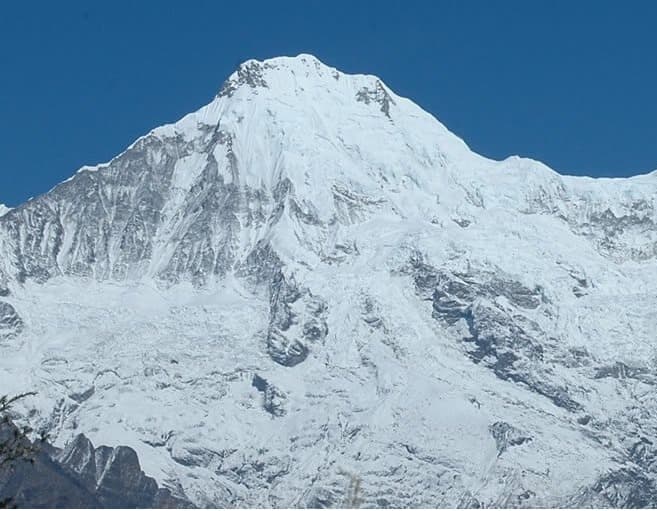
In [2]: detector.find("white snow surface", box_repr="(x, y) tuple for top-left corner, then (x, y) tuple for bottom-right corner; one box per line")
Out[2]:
(0, 204), (10, 217)
(1, 54), (657, 507)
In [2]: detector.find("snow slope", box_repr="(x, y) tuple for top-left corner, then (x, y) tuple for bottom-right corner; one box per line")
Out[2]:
(1, 54), (657, 507)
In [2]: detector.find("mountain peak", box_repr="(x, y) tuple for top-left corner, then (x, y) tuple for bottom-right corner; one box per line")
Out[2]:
(216, 53), (379, 99)
(252, 53), (327, 69)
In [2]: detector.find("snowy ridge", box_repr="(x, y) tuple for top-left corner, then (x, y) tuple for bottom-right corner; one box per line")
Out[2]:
(1, 54), (657, 507)
(0, 204), (10, 217)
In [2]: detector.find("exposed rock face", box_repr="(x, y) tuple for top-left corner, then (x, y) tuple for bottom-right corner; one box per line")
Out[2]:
(0, 302), (22, 340)
(0, 419), (101, 508)
(356, 80), (396, 118)
(489, 421), (533, 456)
(58, 434), (189, 508)
(0, 422), (190, 508)
(252, 375), (287, 417)
(1, 54), (657, 507)
(0, 452), (102, 508)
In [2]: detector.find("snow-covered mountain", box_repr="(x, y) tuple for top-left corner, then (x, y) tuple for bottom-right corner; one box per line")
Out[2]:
(2, 54), (657, 507)
(0, 204), (10, 218)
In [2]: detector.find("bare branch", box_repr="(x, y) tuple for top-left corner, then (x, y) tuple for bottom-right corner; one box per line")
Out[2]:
(0, 392), (40, 469)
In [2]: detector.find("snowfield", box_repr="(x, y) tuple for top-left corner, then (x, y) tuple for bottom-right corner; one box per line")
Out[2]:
(1, 54), (657, 507)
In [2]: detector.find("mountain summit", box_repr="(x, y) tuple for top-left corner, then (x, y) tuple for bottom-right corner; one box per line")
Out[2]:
(1, 54), (657, 507)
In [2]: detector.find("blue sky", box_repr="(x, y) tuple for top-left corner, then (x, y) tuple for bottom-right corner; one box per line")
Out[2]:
(1, 1), (656, 206)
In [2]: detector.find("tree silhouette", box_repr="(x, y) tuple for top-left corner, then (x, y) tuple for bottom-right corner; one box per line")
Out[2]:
(0, 392), (45, 508)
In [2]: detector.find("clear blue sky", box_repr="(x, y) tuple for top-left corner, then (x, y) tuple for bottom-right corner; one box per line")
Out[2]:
(1, 1), (656, 206)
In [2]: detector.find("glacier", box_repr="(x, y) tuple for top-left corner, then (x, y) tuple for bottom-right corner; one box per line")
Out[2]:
(1, 54), (657, 507)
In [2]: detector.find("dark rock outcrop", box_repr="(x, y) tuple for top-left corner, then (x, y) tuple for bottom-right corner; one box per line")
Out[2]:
(0, 301), (23, 340)
(0, 420), (99, 508)
(488, 421), (532, 456)
(252, 375), (287, 417)
(58, 433), (190, 508)
(0, 421), (191, 508)
(405, 255), (582, 413)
